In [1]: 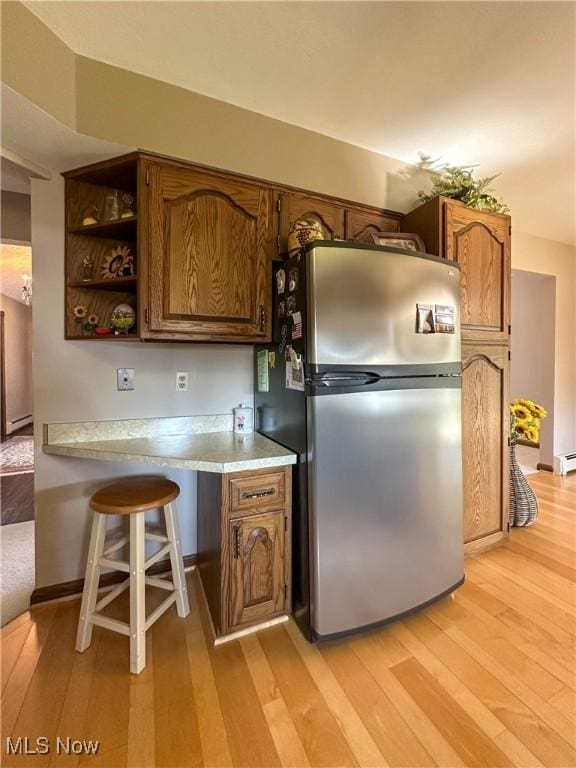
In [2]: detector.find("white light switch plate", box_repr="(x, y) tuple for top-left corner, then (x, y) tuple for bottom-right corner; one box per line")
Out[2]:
(176, 371), (189, 391)
(117, 368), (135, 391)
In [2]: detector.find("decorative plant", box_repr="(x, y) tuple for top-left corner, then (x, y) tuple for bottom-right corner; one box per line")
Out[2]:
(73, 304), (89, 336)
(510, 398), (548, 445)
(87, 313), (99, 335)
(417, 155), (509, 214)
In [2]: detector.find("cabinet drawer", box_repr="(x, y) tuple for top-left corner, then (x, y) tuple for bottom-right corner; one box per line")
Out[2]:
(229, 472), (285, 514)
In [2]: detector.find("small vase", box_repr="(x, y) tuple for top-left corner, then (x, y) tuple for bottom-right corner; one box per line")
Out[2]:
(509, 442), (538, 527)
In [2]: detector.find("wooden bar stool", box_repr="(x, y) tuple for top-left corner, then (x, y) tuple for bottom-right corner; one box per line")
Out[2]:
(76, 477), (190, 674)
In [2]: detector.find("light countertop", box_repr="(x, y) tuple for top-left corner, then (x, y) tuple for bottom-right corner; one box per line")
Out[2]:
(42, 415), (296, 474)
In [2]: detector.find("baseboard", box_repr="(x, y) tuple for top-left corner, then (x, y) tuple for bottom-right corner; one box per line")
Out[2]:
(464, 530), (509, 557)
(536, 463), (553, 472)
(7, 415), (33, 434)
(30, 553), (197, 605)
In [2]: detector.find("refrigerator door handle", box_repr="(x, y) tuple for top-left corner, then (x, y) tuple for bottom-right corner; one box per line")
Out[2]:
(308, 372), (381, 387)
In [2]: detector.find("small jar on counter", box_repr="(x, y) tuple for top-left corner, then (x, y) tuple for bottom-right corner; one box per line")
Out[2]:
(233, 403), (253, 434)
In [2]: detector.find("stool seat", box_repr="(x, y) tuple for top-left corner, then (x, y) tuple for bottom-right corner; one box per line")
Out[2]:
(90, 477), (180, 515)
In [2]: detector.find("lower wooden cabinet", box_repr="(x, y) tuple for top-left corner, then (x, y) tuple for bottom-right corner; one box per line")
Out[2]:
(197, 466), (292, 637)
(462, 340), (510, 553)
(229, 510), (287, 628)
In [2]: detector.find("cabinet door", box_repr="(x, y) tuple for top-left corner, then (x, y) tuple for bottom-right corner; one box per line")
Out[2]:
(147, 163), (272, 340)
(462, 342), (509, 546)
(345, 208), (400, 243)
(278, 193), (345, 254)
(445, 201), (510, 340)
(229, 510), (286, 629)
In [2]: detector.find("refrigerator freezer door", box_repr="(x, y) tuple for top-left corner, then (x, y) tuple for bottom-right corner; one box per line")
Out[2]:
(307, 385), (463, 638)
(307, 245), (461, 367)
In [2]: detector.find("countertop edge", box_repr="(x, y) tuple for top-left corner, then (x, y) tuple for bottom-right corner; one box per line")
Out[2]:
(42, 443), (297, 473)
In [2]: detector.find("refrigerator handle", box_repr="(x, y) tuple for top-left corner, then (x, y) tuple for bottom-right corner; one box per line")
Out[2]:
(309, 372), (381, 388)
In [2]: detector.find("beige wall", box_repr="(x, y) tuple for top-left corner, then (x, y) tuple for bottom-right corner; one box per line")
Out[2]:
(1, 191), (31, 243)
(75, 57), (428, 214)
(510, 270), (556, 465)
(512, 232), (576, 457)
(0, 292), (32, 430)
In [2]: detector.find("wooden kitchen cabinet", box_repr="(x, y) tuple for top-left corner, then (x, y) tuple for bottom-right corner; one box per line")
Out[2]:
(462, 340), (510, 552)
(402, 196), (511, 342)
(144, 161), (273, 341)
(197, 466), (292, 638)
(278, 192), (345, 254)
(344, 207), (400, 242)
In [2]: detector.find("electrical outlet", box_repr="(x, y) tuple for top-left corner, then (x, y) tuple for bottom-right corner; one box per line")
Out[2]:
(117, 368), (135, 391)
(176, 371), (189, 391)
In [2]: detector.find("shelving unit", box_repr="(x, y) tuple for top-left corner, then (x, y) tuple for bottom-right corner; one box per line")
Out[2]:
(63, 155), (140, 341)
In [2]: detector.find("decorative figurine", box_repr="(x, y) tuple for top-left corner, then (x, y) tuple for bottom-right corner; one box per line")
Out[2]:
(110, 303), (136, 335)
(120, 192), (135, 219)
(101, 245), (134, 279)
(103, 190), (120, 221)
(80, 254), (95, 281)
(287, 218), (324, 255)
(82, 204), (100, 227)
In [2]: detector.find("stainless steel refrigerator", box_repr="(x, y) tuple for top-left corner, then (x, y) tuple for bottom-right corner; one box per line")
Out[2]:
(255, 241), (464, 640)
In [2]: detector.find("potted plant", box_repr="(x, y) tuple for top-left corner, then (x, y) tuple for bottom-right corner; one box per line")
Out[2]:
(417, 157), (509, 214)
(509, 398), (548, 526)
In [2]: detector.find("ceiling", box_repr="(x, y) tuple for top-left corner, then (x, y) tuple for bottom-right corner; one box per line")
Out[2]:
(0, 244), (32, 303)
(20, 2), (576, 244)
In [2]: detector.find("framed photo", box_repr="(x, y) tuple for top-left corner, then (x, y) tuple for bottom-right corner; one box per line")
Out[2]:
(371, 231), (426, 253)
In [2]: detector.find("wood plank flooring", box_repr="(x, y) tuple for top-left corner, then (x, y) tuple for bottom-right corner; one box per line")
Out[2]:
(2, 471), (574, 767)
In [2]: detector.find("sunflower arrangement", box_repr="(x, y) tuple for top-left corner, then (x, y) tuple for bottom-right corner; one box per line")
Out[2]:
(510, 398), (548, 445)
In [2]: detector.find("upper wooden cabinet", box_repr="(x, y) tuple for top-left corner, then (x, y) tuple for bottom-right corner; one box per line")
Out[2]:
(344, 208), (400, 242)
(63, 152), (402, 342)
(402, 196), (511, 342)
(145, 162), (273, 341)
(278, 192), (345, 253)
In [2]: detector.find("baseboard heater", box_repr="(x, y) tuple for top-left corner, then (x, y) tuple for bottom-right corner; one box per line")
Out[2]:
(553, 452), (576, 475)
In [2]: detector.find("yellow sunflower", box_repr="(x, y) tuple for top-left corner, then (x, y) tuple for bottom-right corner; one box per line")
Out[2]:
(530, 404), (548, 419)
(523, 426), (539, 444)
(514, 420), (532, 437)
(510, 403), (533, 422)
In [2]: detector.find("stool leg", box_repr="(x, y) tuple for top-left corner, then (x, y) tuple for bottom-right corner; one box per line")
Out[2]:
(164, 501), (190, 618)
(76, 512), (107, 653)
(130, 511), (146, 674)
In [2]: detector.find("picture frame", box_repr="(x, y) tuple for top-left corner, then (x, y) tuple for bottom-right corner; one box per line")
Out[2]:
(371, 231), (426, 253)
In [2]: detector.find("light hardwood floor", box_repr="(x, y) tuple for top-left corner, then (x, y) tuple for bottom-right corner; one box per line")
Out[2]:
(2, 471), (574, 767)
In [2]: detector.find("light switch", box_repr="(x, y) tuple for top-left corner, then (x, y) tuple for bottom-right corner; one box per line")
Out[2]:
(117, 368), (135, 391)
(176, 371), (189, 391)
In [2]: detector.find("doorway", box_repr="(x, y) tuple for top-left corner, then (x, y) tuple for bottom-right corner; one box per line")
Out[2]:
(0, 157), (35, 625)
(510, 269), (556, 473)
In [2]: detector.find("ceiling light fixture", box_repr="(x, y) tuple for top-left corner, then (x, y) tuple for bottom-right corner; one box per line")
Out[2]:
(21, 274), (32, 305)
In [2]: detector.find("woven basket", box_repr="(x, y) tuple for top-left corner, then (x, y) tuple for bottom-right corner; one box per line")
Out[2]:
(509, 442), (538, 527)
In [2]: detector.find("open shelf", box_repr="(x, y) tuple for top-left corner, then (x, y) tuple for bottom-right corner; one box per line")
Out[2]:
(68, 277), (138, 291)
(68, 216), (137, 240)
